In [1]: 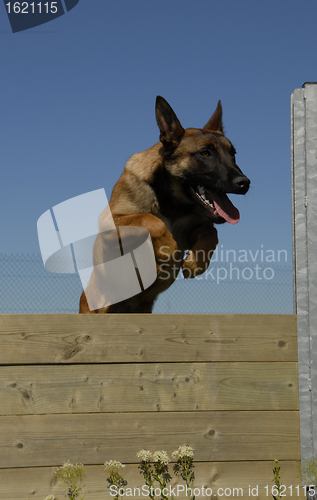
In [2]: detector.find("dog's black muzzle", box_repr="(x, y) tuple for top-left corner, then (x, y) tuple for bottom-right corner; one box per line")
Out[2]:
(230, 175), (250, 195)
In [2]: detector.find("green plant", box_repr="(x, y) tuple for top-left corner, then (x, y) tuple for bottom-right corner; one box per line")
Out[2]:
(55, 460), (86, 500)
(272, 459), (281, 500)
(137, 446), (195, 499)
(302, 459), (317, 486)
(137, 449), (172, 500)
(104, 460), (127, 500)
(105, 445), (196, 500)
(172, 445), (195, 500)
(152, 451), (172, 499)
(137, 450), (155, 499)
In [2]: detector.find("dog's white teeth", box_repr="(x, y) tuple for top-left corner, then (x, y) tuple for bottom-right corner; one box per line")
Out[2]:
(196, 185), (217, 214)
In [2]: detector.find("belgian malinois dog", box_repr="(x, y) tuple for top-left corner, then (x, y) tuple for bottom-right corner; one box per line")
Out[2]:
(79, 96), (250, 313)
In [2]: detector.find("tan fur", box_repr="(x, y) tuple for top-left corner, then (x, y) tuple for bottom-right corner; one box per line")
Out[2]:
(79, 97), (249, 314)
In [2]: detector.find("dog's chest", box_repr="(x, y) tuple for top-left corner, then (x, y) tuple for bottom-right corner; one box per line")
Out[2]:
(159, 215), (173, 234)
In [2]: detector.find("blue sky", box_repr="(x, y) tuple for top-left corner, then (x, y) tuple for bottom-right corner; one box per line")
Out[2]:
(1, 0), (316, 313)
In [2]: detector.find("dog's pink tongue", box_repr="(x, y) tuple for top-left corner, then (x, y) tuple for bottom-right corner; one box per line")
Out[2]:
(206, 189), (240, 224)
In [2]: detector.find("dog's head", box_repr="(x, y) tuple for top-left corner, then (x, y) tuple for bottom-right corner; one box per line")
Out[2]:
(155, 96), (250, 225)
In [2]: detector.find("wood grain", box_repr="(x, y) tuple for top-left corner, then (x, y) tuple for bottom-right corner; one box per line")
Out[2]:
(0, 461), (302, 500)
(0, 411), (300, 468)
(0, 313), (300, 498)
(0, 362), (299, 415)
(0, 314), (297, 363)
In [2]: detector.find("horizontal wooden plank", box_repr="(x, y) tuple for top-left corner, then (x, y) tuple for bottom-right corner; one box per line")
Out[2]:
(0, 411), (300, 468)
(0, 314), (297, 363)
(0, 362), (299, 415)
(0, 461), (302, 500)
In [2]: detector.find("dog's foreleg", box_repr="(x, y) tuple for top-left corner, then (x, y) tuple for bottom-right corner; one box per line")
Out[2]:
(79, 213), (180, 313)
(182, 225), (218, 279)
(110, 213), (180, 280)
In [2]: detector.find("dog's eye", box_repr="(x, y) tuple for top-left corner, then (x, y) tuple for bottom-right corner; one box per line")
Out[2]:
(200, 150), (211, 157)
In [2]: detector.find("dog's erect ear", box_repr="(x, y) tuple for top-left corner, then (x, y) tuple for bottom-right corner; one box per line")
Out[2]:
(203, 100), (223, 134)
(155, 96), (185, 151)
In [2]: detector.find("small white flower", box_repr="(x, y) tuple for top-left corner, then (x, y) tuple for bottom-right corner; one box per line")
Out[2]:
(105, 460), (125, 471)
(137, 449), (152, 462)
(153, 450), (170, 465)
(43, 496), (55, 500)
(172, 445), (194, 459)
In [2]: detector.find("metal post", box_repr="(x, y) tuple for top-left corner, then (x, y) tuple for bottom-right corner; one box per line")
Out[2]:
(292, 83), (317, 479)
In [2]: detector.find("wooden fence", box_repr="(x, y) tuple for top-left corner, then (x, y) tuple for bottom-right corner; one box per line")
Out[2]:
(0, 314), (300, 499)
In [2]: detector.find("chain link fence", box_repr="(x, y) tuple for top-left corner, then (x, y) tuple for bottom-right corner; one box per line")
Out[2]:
(0, 253), (293, 314)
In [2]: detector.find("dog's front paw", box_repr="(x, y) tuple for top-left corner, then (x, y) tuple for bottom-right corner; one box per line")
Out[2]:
(182, 227), (218, 279)
(182, 250), (205, 279)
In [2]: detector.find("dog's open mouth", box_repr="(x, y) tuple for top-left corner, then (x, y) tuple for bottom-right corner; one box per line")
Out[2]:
(190, 185), (240, 224)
